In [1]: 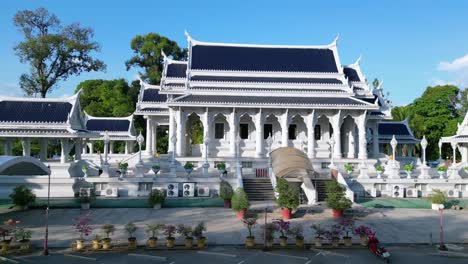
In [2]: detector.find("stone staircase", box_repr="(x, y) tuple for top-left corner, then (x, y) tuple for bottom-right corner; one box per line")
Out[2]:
(311, 178), (332, 202)
(242, 178), (275, 201)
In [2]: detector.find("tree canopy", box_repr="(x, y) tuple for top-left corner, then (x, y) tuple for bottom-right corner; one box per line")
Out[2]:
(13, 7), (106, 98)
(125, 33), (187, 85)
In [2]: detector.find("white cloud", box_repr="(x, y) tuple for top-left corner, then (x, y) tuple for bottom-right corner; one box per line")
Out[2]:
(436, 54), (468, 88)
(438, 54), (468, 72)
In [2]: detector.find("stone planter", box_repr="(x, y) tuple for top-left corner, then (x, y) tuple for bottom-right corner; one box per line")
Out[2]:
(245, 236), (255, 248)
(185, 168), (193, 176)
(128, 238), (137, 250)
(438, 171), (445, 179)
(314, 237), (323, 247)
(153, 204), (161, 210)
(76, 239), (85, 250)
(359, 234), (368, 246)
(331, 237), (340, 247)
(432, 203), (443, 211)
(152, 169), (160, 175)
(166, 238), (175, 248)
(295, 237), (304, 248)
(376, 171), (383, 179)
(196, 237), (206, 249)
(184, 237), (193, 249)
(19, 240), (31, 251)
(147, 238), (157, 248)
(101, 239), (112, 250)
(279, 236), (288, 247)
(81, 203), (90, 210)
(91, 239), (101, 250)
(343, 236), (352, 247)
(405, 171), (412, 178)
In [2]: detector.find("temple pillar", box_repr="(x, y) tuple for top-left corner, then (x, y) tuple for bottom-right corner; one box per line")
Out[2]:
(109, 141), (114, 154)
(145, 117), (153, 156)
(201, 109), (210, 158)
(280, 110), (289, 147)
(347, 127), (355, 158)
(330, 112), (342, 159)
(39, 138), (48, 161)
(75, 138), (82, 161)
(357, 113), (368, 160)
(229, 109), (237, 157)
(21, 138), (31, 157)
(168, 108), (175, 153)
(461, 145), (468, 163)
(255, 110), (264, 157)
(60, 139), (69, 163)
(372, 121), (379, 157)
(125, 141), (130, 155)
(88, 142), (94, 154)
(306, 111), (316, 159)
(152, 122), (158, 155)
(175, 108), (184, 157)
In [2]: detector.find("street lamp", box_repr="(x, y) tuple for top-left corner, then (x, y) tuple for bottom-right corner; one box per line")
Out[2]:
(329, 137), (335, 166)
(137, 132), (144, 164)
(390, 135), (398, 167)
(421, 135), (428, 167)
(103, 131), (110, 165)
(438, 204), (447, 251)
(43, 165), (51, 255)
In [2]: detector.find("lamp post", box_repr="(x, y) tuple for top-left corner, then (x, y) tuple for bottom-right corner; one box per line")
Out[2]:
(390, 135), (398, 167)
(329, 137), (335, 167)
(43, 165), (51, 255)
(266, 135), (273, 157)
(421, 135), (428, 167)
(438, 204), (447, 251)
(137, 132), (144, 164)
(438, 140), (443, 161)
(103, 131), (110, 165)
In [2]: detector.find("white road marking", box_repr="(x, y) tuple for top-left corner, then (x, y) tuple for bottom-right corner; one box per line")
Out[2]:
(304, 260), (312, 264)
(237, 260), (246, 264)
(63, 254), (97, 261)
(197, 251), (237, 258)
(0, 256), (19, 263)
(128, 253), (167, 261)
(264, 252), (309, 261)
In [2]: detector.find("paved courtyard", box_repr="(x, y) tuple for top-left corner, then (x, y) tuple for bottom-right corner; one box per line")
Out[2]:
(1, 205), (468, 248)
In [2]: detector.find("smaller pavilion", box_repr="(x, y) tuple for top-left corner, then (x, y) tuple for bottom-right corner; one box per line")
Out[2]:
(378, 119), (419, 159)
(440, 111), (468, 163)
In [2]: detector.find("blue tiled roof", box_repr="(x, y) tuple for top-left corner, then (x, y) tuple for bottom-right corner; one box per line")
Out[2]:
(190, 75), (342, 84)
(378, 123), (411, 136)
(344, 67), (360, 82)
(175, 94), (369, 106)
(142, 89), (167, 102)
(191, 45), (338, 72)
(189, 87), (346, 93)
(86, 119), (130, 132)
(166, 63), (187, 78)
(0, 101), (72, 123)
(359, 96), (377, 104)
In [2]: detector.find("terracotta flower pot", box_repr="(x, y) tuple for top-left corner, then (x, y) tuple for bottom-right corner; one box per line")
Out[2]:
(101, 239), (112, 250)
(295, 237), (304, 248)
(279, 236), (288, 247)
(314, 237), (323, 247)
(359, 234), (368, 246)
(76, 239), (85, 250)
(19, 240), (31, 251)
(185, 237), (193, 249)
(197, 237), (206, 249)
(166, 238), (175, 248)
(331, 237), (340, 247)
(343, 236), (352, 247)
(332, 209), (343, 219)
(91, 240), (101, 250)
(245, 236), (255, 248)
(281, 208), (292, 220)
(128, 238), (137, 250)
(224, 199), (232, 208)
(237, 209), (246, 220)
(147, 238), (157, 248)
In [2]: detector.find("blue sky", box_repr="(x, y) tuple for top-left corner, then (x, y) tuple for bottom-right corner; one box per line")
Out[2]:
(1, 0), (467, 105)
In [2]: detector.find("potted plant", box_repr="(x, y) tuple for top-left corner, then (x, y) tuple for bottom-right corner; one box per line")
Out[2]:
(311, 224), (326, 247)
(437, 166), (447, 179)
(78, 194), (95, 210)
(0, 219), (18, 253)
(119, 162), (129, 176)
(193, 221), (207, 249)
(216, 162), (226, 176)
(375, 165), (385, 179)
(15, 228), (33, 251)
(91, 234), (101, 250)
(325, 224), (343, 247)
(273, 219), (290, 247)
(262, 223), (276, 248)
(242, 218), (257, 248)
(9, 185), (36, 210)
(74, 213), (92, 250)
(275, 178), (299, 220)
(338, 218), (355, 247)
(219, 180), (234, 208)
(82, 165), (89, 177)
(152, 165), (160, 175)
(184, 162), (194, 176)
(177, 224), (194, 249)
(125, 222), (138, 250)
(232, 188), (249, 219)
(100, 224), (115, 249)
(325, 181), (353, 219)
(164, 225), (176, 248)
(403, 163), (414, 178)
(427, 189), (446, 210)
(148, 189), (165, 209)
(146, 223), (164, 249)
(464, 166), (468, 173)
(344, 164), (354, 177)
(288, 224), (304, 248)
(354, 225), (373, 246)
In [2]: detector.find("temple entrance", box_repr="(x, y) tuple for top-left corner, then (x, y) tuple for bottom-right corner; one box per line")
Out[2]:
(185, 113), (204, 157)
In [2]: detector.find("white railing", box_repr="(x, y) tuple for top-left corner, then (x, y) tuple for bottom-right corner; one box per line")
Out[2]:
(337, 171), (354, 203)
(301, 177), (317, 205)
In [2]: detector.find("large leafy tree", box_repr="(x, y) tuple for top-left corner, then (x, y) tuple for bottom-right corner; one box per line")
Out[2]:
(13, 7), (106, 97)
(125, 33), (187, 85)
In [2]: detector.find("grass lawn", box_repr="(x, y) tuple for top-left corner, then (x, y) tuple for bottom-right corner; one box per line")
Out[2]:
(356, 198), (468, 209)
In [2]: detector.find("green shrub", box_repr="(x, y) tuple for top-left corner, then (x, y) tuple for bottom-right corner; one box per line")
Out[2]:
(216, 162), (226, 171)
(148, 189), (165, 206)
(427, 189), (446, 204)
(184, 162), (194, 170)
(152, 165), (160, 170)
(375, 165), (385, 172)
(437, 166), (447, 172)
(231, 188), (249, 212)
(275, 178), (299, 210)
(403, 163), (414, 172)
(101, 224), (115, 241)
(125, 222), (138, 239)
(219, 180), (234, 200)
(146, 223), (164, 239)
(344, 164), (353, 172)
(119, 162), (129, 170)
(9, 185), (36, 208)
(15, 228), (32, 242)
(325, 181), (352, 210)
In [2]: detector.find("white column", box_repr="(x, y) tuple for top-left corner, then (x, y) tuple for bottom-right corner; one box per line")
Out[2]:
(152, 122), (158, 154)
(82, 142), (87, 155)
(109, 141), (114, 154)
(229, 109), (237, 157)
(202, 109), (210, 158)
(88, 143), (94, 154)
(306, 111), (316, 159)
(461, 145), (468, 163)
(372, 121), (379, 157)
(60, 139), (68, 163)
(330, 112), (342, 159)
(125, 141), (129, 155)
(21, 138), (31, 157)
(280, 110), (289, 147)
(75, 138), (82, 161)
(168, 108), (175, 153)
(357, 114), (368, 160)
(175, 108), (184, 157)
(145, 117), (153, 156)
(347, 127), (355, 158)
(255, 110), (264, 157)
(39, 138), (48, 161)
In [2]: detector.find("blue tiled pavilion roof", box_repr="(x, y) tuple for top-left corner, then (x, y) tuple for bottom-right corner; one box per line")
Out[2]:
(378, 123), (411, 136)
(142, 89), (167, 102)
(86, 119), (130, 132)
(191, 45), (338, 72)
(0, 101), (72, 123)
(166, 63), (187, 78)
(190, 75), (342, 84)
(343, 67), (360, 82)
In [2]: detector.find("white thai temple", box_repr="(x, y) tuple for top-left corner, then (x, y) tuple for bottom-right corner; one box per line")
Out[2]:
(1, 33), (467, 202)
